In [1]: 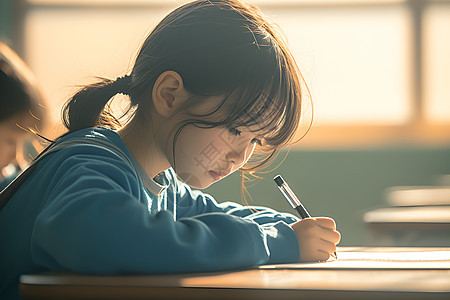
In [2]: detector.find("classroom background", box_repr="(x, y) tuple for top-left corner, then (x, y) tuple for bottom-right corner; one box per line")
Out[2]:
(1, 0), (449, 246)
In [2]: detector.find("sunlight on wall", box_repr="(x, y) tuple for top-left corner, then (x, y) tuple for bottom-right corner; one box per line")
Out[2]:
(424, 4), (450, 123)
(263, 5), (412, 125)
(24, 7), (175, 125)
(22, 2), (447, 130)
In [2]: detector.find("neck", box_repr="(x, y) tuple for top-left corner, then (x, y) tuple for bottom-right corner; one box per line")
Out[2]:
(118, 117), (170, 179)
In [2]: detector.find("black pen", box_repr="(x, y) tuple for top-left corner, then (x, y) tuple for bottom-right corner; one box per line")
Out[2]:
(273, 175), (337, 259)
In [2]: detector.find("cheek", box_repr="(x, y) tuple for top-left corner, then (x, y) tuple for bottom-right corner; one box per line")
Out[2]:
(175, 127), (216, 163)
(176, 128), (237, 188)
(233, 143), (256, 171)
(172, 127), (221, 177)
(247, 143), (256, 161)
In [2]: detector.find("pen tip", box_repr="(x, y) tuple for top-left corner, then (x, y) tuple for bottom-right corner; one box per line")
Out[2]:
(273, 175), (284, 186)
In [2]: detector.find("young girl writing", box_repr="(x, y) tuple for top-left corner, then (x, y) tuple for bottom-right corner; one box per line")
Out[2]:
(0, 1), (340, 299)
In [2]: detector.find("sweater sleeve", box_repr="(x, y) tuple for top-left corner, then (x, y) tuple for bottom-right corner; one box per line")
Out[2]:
(31, 146), (288, 274)
(170, 175), (300, 264)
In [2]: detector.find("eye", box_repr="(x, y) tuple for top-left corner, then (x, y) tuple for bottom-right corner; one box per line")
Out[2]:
(251, 138), (262, 146)
(227, 126), (241, 136)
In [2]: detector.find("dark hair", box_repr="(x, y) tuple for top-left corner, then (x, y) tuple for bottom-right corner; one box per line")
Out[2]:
(62, 0), (308, 187)
(0, 42), (47, 126)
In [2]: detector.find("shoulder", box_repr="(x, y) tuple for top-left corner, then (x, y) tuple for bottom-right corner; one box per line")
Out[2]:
(37, 127), (138, 181)
(50, 127), (130, 161)
(55, 127), (125, 151)
(28, 127), (144, 194)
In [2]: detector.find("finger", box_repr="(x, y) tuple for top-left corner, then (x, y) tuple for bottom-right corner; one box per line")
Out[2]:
(314, 223), (341, 244)
(300, 247), (330, 262)
(317, 238), (337, 256)
(301, 241), (335, 262)
(316, 249), (332, 261)
(320, 229), (341, 244)
(290, 218), (316, 231)
(315, 217), (336, 230)
(334, 230), (342, 244)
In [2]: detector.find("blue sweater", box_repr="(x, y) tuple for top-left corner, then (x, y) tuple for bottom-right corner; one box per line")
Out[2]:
(0, 127), (300, 300)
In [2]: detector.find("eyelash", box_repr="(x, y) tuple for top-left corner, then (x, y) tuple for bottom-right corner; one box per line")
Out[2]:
(227, 126), (262, 146)
(228, 126), (241, 136)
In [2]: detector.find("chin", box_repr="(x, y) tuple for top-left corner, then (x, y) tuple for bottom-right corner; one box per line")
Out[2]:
(190, 182), (214, 190)
(176, 172), (213, 189)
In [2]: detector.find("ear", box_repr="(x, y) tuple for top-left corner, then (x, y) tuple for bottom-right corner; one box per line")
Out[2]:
(152, 71), (190, 118)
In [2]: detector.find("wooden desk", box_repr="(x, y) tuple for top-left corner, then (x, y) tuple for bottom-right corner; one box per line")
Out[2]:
(365, 184), (450, 246)
(363, 206), (450, 246)
(20, 247), (450, 300)
(386, 186), (450, 206)
(363, 206), (450, 227)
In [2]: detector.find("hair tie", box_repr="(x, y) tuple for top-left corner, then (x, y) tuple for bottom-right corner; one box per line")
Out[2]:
(114, 75), (131, 95)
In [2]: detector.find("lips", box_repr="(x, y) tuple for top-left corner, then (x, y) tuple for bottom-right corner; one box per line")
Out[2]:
(209, 170), (226, 181)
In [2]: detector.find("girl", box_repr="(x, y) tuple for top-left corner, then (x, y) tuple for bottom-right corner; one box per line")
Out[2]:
(0, 42), (48, 190)
(0, 1), (341, 299)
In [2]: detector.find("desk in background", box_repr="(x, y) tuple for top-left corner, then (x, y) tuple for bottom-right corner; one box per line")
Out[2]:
(364, 185), (450, 246)
(20, 247), (450, 300)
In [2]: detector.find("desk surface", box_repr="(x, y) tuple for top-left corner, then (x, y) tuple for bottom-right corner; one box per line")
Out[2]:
(20, 247), (450, 300)
(386, 186), (450, 206)
(363, 206), (450, 226)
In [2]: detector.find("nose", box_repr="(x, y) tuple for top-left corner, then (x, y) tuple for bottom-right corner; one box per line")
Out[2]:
(226, 142), (255, 167)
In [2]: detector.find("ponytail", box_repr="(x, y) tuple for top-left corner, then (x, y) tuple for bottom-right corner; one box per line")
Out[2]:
(62, 75), (131, 132)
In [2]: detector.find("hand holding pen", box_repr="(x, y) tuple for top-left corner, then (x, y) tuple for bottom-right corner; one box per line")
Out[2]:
(274, 175), (341, 262)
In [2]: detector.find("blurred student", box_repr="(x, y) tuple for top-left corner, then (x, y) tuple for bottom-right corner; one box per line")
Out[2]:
(0, 42), (48, 190)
